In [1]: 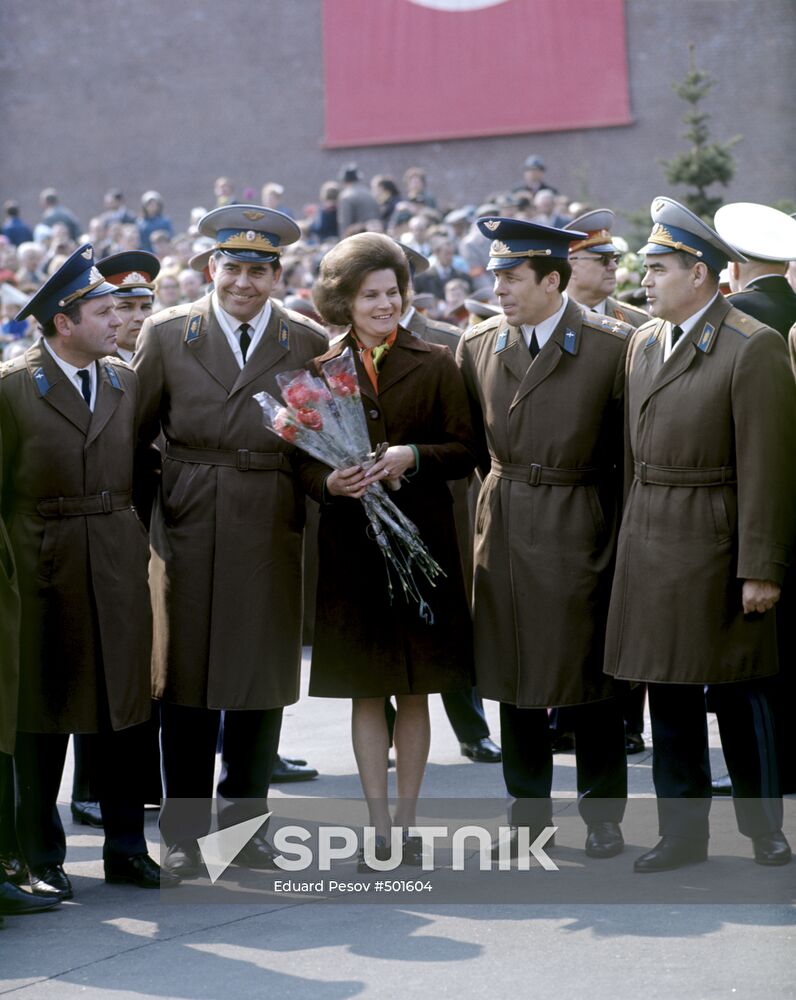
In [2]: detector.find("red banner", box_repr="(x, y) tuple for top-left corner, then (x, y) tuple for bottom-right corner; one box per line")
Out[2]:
(322, 0), (632, 147)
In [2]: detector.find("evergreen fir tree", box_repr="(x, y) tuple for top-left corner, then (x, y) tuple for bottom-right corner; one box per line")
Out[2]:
(661, 44), (741, 221)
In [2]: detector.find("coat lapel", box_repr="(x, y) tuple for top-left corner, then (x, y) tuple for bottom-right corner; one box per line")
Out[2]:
(230, 302), (298, 396)
(495, 320), (532, 387)
(375, 327), (427, 396)
(185, 297), (240, 394)
(85, 360), (124, 447)
(511, 301), (581, 408)
(26, 341), (90, 435)
(638, 296), (731, 411)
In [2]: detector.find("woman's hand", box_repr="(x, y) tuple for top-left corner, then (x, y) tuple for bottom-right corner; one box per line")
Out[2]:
(364, 445), (416, 490)
(326, 464), (369, 499)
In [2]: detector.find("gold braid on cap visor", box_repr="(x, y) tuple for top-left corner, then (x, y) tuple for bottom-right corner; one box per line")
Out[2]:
(647, 224), (703, 258)
(57, 270), (108, 308)
(216, 230), (285, 254)
(568, 229), (613, 254)
(490, 240), (553, 258)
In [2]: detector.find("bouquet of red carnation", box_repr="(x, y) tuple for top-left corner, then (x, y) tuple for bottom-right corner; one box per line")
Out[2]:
(254, 347), (443, 620)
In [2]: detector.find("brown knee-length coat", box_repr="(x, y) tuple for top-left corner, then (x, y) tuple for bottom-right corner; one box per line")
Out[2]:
(0, 342), (152, 735)
(134, 295), (328, 709)
(604, 297), (796, 684)
(457, 300), (631, 708)
(299, 328), (477, 698)
(0, 428), (20, 755)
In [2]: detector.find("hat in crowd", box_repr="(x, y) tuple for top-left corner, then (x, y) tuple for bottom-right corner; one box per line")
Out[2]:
(396, 240), (430, 277)
(444, 207), (474, 226)
(713, 202), (796, 262)
(465, 298), (501, 320)
(639, 196), (745, 273)
(339, 163), (362, 183)
(524, 155), (545, 170)
(189, 204), (300, 272)
(141, 190), (163, 205)
(97, 251), (160, 297)
(564, 209), (618, 255)
(477, 217), (587, 271)
(15, 243), (117, 324)
(412, 292), (436, 311)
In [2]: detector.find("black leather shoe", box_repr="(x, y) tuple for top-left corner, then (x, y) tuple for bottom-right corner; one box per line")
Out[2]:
(625, 733), (645, 755)
(105, 853), (180, 888)
(0, 879), (61, 915)
(550, 732), (575, 754)
(163, 842), (202, 880)
(0, 853), (27, 885)
(280, 755), (307, 766)
(585, 822), (624, 858)
(711, 774), (733, 796)
(71, 800), (103, 827)
(357, 835), (392, 873)
(490, 826), (555, 861)
(270, 756), (319, 783)
(752, 830), (792, 867)
(460, 738), (502, 763)
(634, 837), (708, 873)
(234, 832), (280, 870)
(28, 864), (73, 900)
(402, 835), (424, 866)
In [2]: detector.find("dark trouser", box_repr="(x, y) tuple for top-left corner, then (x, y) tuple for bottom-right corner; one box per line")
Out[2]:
(647, 680), (782, 841)
(14, 724), (149, 867)
(622, 684), (646, 735)
(159, 703), (283, 846)
(72, 701), (163, 804)
(0, 752), (17, 855)
(441, 688), (490, 743)
(499, 698), (627, 829)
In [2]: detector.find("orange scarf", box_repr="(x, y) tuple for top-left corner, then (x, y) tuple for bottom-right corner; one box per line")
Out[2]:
(353, 328), (397, 393)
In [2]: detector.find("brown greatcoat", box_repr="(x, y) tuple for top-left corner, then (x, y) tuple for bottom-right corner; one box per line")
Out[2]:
(299, 328), (477, 698)
(404, 308), (475, 585)
(0, 428), (20, 755)
(0, 342), (152, 734)
(134, 294), (328, 709)
(604, 297), (796, 684)
(604, 296), (649, 328)
(456, 299), (631, 708)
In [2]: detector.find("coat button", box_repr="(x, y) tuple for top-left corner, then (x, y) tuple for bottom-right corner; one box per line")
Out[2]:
(368, 408), (380, 419)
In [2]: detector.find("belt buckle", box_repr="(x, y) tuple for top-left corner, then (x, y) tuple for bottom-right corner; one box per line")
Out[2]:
(528, 463), (542, 487)
(101, 490), (112, 514)
(236, 449), (251, 471)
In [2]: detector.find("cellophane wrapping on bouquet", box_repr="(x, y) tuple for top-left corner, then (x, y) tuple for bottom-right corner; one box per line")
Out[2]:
(253, 347), (444, 621)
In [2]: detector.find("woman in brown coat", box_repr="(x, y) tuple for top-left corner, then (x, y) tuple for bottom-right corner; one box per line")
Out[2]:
(302, 234), (476, 862)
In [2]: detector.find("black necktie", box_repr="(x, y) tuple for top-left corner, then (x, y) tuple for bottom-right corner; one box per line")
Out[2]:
(671, 324), (684, 348)
(77, 369), (91, 407)
(239, 323), (252, 363)
(529, 329), (540, 360)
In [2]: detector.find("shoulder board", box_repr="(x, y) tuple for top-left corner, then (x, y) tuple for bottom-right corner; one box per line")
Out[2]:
(106, 355), (131, 370)
(582, 311), (632, 339)
(724, 307), (769, 340)
(284, 308), (328, 338)
(0, 355), (27, 379)
(464, 314), (502, 340)
(152, 302), (191, 327)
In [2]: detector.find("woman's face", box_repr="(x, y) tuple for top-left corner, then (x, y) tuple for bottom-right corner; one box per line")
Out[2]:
(350, 268), (402, 346)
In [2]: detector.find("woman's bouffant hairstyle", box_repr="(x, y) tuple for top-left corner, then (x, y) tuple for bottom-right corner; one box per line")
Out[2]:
(312, 233), (410, 327)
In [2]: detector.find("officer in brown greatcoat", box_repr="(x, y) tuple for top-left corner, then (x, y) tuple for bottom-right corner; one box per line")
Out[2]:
(604, 198), (796, 872)
(457, 218), (631, 861)
(134, 206), (327, 879)
(1, 245), (175, 899)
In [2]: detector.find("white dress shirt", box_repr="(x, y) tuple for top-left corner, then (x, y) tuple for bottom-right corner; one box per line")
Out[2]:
(521, 292), (569, 353)
(42, 336), (97, 410)
(663, 292), (719, 362)
(211, 293), (271, 369)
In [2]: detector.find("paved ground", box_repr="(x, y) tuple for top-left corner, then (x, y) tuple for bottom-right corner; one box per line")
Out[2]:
(1, 652), (794, 999)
